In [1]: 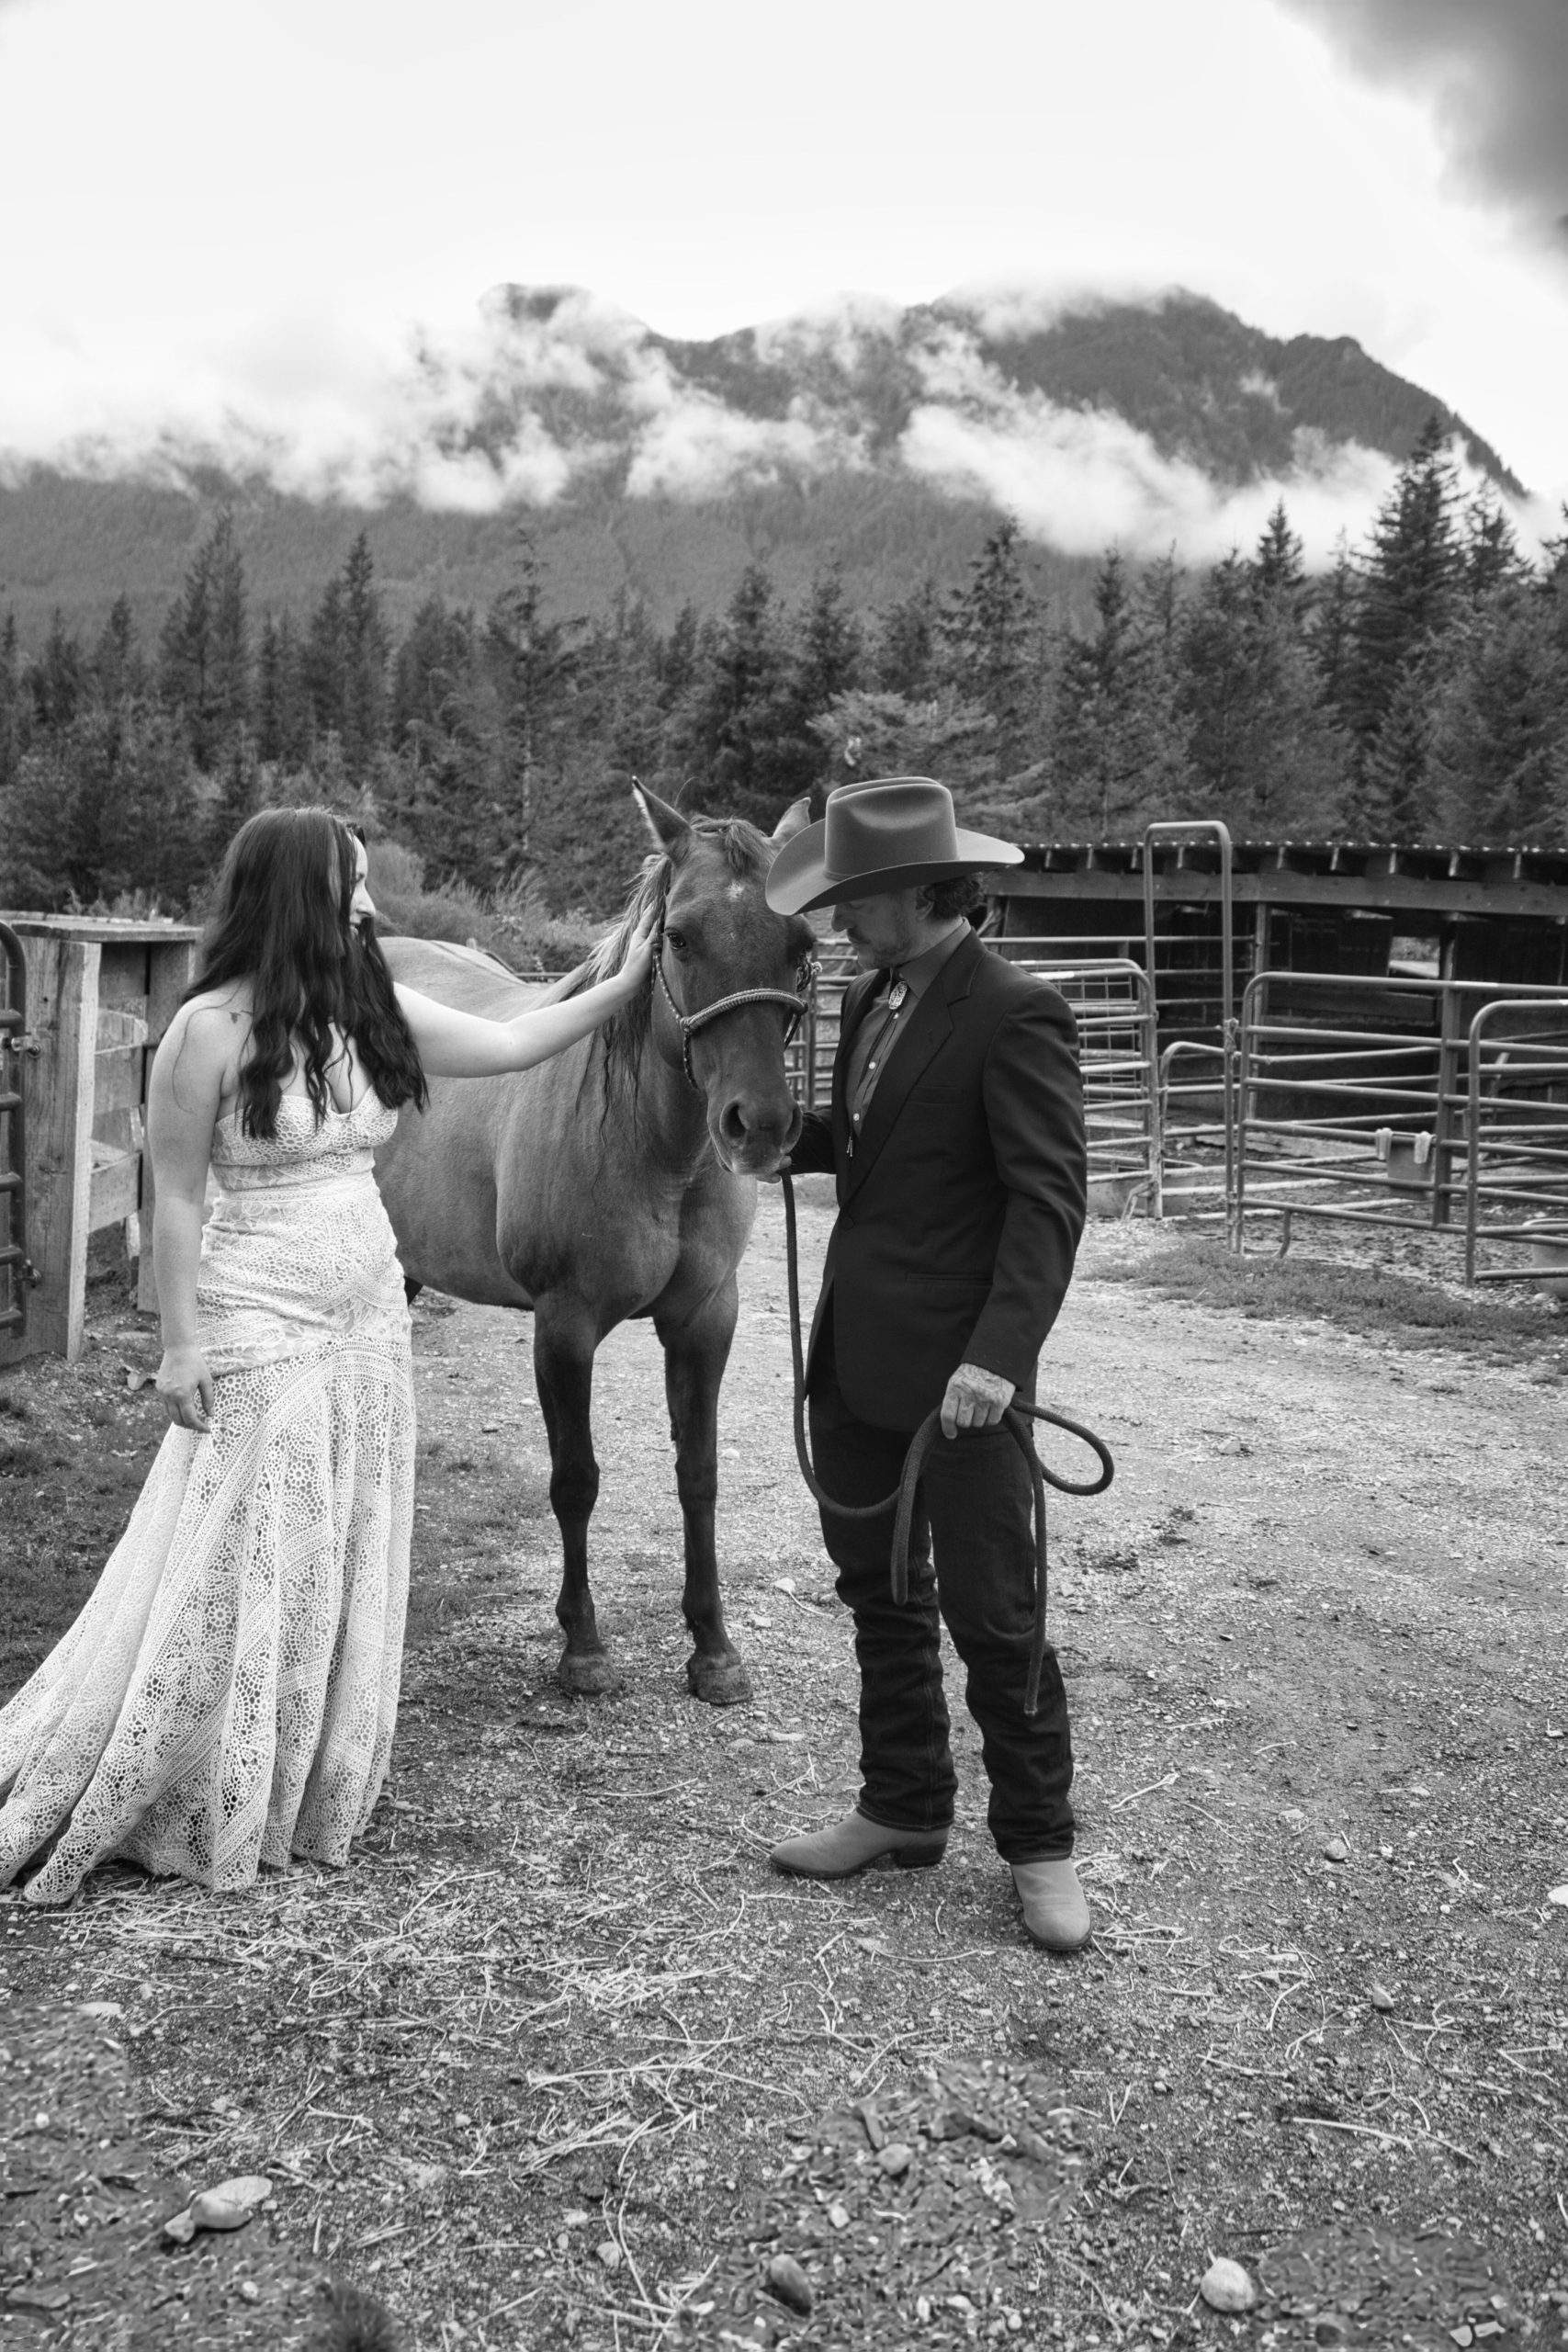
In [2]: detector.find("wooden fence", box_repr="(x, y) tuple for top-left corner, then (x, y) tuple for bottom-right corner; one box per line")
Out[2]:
(0, 916), (199, 1365)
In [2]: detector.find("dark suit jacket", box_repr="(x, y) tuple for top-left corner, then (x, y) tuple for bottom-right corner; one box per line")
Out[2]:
(791, 929), (1088, 1432)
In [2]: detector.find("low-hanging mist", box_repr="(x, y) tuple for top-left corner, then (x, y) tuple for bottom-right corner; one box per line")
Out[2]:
(0, 282), (1536, 571)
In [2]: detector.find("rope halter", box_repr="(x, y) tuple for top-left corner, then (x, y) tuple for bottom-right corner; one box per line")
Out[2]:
(651, 912), (818, 1091)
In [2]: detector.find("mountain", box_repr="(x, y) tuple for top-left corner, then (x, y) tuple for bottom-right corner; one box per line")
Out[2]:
(0, 285), (1518, 648)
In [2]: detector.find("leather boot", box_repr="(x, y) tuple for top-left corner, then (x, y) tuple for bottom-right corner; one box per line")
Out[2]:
(770, 1810), (948, 1880)
(1011, 1858), (1091, 1952)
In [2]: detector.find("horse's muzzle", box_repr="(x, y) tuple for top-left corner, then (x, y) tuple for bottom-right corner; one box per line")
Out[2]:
(714, 1093), (803, 1178)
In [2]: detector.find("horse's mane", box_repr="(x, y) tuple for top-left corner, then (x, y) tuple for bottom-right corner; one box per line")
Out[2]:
(561, 815), (776, 1105)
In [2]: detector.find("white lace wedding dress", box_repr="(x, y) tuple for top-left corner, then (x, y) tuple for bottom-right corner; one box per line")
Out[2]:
(0, 1091), (414, 1905)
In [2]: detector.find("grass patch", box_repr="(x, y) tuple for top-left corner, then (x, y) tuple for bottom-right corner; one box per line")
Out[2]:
(1088, 1235), (1564, 1359)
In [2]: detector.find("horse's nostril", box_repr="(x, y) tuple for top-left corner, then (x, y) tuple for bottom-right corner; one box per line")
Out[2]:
(720, 1100), (749, 1141)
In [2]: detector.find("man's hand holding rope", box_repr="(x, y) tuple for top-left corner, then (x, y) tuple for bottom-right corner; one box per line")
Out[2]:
(941, 1361), (1015, 1439)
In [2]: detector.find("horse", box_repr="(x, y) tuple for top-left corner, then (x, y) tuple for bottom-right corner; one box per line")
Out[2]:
(374, 786), (816, 1706)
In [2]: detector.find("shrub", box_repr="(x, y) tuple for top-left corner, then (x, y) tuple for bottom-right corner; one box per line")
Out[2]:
(367, 839), (603, 977)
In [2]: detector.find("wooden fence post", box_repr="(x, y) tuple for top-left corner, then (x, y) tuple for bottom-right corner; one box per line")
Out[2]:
(7, 936), (99, 1363)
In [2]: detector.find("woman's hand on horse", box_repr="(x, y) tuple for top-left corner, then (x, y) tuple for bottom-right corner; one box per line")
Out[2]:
(156, 1343), (215, 1433)
(613, 910), (658, 996)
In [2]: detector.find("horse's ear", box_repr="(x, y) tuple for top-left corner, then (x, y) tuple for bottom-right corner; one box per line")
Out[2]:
(771, 797), (813, 845)
(633, 782), (690, 853)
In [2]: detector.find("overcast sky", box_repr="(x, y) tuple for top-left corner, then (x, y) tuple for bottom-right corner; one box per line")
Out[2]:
(2, 0), (1565, 537)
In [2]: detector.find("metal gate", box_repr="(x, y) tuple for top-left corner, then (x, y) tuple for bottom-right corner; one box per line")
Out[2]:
(787, 942), (1160, 1205)
(0, 920), (35, 1343)
(1143, 819), (1237, 1222)
(1229, 967), (1568, 1272)
(997, 948), (1160, 1209)
(1464, 998), (1568, 1286)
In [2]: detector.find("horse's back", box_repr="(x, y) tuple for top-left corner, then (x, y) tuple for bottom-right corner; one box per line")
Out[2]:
(377, 929), (748, 1322)
(381, 933), (566, 1020)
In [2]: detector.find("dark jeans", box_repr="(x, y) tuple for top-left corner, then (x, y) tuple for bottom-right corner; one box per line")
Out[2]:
(807, 1329), (1076, 1865)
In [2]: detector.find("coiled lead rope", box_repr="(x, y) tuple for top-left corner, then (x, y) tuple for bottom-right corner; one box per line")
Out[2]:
(780, 1171), (1113, 1715)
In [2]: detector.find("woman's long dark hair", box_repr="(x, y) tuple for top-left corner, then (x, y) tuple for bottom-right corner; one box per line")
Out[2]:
(187, 807), (428, 1137)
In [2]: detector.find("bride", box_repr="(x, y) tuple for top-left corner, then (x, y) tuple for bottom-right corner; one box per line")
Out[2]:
(0, 806), (652, 1904)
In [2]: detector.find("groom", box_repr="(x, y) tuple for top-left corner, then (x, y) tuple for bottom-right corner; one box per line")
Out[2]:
(765, 776), (1091, 1952)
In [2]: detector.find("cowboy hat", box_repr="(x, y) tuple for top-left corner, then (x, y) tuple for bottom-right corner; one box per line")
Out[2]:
(764, 776), (1022, 918)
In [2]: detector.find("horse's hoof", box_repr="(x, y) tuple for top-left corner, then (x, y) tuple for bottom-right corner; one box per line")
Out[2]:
(558, 1650), (617, 1698)
(686, 1655), (753, 1707)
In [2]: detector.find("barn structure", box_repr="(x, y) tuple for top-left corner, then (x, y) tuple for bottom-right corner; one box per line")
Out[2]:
(994, 834), (1568, 1031)
(981, 830), (1568, 1276)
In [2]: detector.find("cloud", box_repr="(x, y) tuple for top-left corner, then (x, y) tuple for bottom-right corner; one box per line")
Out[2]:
(0, 283), (876, 510)
(750, 290), (904, 378)
(942, 281), (1166, 344)
(0, 279), (1539, 565)
(894, 318), (1500, 566)
(1276, 0), (1568, 224)
(623, 390), (862, 498)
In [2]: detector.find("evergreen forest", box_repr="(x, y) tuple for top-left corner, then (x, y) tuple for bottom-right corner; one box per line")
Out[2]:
(2, 421), (1565, 947)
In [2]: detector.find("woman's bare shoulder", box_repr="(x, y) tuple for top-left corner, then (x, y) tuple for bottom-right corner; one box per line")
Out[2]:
(166, 980), (250, 1035)
(156, 984), (251, 1087)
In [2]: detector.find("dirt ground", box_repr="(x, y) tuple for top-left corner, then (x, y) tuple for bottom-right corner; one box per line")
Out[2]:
(2, 1191), (1566, 2350)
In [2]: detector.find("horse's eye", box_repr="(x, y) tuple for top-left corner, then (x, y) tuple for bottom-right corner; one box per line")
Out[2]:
(665, 930), (690, 959)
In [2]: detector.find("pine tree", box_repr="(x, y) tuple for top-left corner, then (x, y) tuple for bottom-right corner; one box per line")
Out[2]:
(255, 610), (310, 771)
(1343, 417), (1463, 753)
(674, 563), (800, 824)
(380, 601), (499, 884)
(207, 726), (265, 868)
(1179, 553), (1257, 815)
(256, 614), (285, 765)
(1253, 501), (1309, 609)
(1178, 514), (1347, 835)
(1140, 549), (1185, 646)
(1243, 592), (1350, 834)
(580, 594), (663, 783)
(483, 532), (585, 869)
(938, 519), (1043, 778)
(339, 533), (389, 786)
(1313, 537), (1359, 725)
(1354, 659), (1437, 839)
(389, 596), (470, 756)
(303, 575), (348, 757)
(659, 605), (701, 718)
(1, 743), (80, 908)
(790, 571), (863, 739)
(90, 597), (144, 708)
(1428, 585), (1568, 842)
(1050, 551), (1192, 836)
(536, 594), (664, 909)
(808, 686), (997, 800)
(97, 706), (206, 905)
(0, 612), (23, 797)
(159, 511), (249, 770)
(11, 707), (109, 907)
(1461, 491), (1528, 603)
(30, 611), (85, 733)
(874, 580), (939, 700)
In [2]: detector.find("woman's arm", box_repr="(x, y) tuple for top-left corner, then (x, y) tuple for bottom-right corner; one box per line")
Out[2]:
(394, 915), (656, 1080)
(145, 1003), (231, 1432)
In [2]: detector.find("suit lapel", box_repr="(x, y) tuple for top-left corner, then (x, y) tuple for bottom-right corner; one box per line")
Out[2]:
(844, 930), (982, 1199)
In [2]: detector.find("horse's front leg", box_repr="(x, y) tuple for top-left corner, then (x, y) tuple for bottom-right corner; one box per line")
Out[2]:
(534, 1299), (615, 1698)
(657, 1277), (752, 1707)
